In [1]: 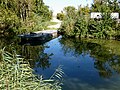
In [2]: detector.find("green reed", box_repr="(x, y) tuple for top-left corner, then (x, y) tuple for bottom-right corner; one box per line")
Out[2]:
(0, 48), (63, 90)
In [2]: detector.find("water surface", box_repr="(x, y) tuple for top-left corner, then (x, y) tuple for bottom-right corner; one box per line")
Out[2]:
(1, 36), (120, 90)
(33, 37), (120, 90)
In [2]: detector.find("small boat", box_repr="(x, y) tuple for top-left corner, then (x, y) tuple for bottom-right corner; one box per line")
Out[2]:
(18, 32), (52, 41)
(18, 32), (53, 45)
(18, 30), (59, 45)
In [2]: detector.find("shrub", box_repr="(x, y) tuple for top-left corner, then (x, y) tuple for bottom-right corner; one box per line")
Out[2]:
(59, 17), (75, 37)
(74, 17), (88, 38)
(0, 8), (20, 35)
(57, 13), (65, 21)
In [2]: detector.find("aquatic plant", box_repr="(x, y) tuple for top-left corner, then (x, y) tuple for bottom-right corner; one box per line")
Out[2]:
(0, 48), (63, 90)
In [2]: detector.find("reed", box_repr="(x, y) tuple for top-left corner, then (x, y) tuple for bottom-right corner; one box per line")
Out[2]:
(0, 48), (63, 90)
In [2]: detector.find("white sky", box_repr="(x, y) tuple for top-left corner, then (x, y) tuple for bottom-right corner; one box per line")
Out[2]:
(44, 0), (93, 15)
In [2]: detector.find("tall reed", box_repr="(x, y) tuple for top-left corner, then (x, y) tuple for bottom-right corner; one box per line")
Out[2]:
(0, 48), (63, 90)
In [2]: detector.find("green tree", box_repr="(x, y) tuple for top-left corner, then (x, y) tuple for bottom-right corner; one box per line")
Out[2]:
(59, 17), (75, 37)
(77, 5), (90, 16)
(64, 6), (76, 19)
(90, 0), (119, 39)
(59, 0), (120, 39)
(74, 16), (88, 38)
(0, 0), (52, 35)
(57, 12), (65, 20)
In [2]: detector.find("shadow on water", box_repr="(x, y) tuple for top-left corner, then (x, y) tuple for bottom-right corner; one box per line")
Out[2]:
(0, 36), (53, 69)
(1, 36), (120, 90)
(1, 36), (120, 75)
(59, 37), (120, 78)
(58, 37), (120, 90)
(18, 35), (53, 46)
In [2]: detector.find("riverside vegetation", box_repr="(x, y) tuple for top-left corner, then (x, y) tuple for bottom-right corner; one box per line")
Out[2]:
(0, 0), (52, 36)
(58, 0), (120, 40)
(0, 0), (64, 89)
(1, 0), (120, 89)
(0, 48), (64, 90)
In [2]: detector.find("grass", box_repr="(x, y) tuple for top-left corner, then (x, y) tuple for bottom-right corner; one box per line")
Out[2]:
(48, 22), (58, 26)
(45, 21), (60, 30)
(46, 27), (58, 30)
(0, 48), (64, 90)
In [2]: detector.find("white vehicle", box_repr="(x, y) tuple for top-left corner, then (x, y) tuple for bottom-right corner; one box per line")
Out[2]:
(91, 12), (119, 19)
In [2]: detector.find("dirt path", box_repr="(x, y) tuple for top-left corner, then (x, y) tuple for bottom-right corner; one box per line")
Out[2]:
(47, 17), (62, 29)
(35, 17), (62, 34)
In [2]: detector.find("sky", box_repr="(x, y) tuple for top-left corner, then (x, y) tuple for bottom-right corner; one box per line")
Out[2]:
(44, 0), (93, 15)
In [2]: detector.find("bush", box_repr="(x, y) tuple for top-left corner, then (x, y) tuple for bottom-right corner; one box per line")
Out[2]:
(59, 18), (75, 37)
(88, 13), (118, 39)
(74, 17), (88, 38)
(57, 13), (65, 20)
(59, 3), (120, 40)
(0, 0), (52, 36)
(0, 8), (20, 35)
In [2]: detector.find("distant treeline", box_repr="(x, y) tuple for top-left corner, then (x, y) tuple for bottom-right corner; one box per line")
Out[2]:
(58, 0), (120, 40)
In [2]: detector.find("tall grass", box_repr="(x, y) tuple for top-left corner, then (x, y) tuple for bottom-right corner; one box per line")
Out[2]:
(0, 48), (63, 90)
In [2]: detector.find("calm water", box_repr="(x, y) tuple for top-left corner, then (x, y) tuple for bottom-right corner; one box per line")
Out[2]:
(1, 36), (120, 90)
(33, 37), (120, 90)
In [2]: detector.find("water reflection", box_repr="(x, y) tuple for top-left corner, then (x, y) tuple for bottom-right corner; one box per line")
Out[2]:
(0, 36), (52, 69)
(59, 37), (120, 78)
(35, 52), (53, 70)
(1, 36), (120, 77)
(20, 45), (53, 69)
(1, 36), (120, 90)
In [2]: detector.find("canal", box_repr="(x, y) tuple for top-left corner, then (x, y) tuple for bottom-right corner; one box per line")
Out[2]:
(0, 36), (120, 90)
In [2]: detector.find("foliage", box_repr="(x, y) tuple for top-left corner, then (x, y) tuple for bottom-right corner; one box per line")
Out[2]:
(63, 6), (77, 19)
(0, 48), (63, 90)
(0, 0), (52, 35)
(77, 5), (90, 16)
(74, 16), (88, 38)
(33, 0), (52, 21)
(88, 13), (118, 39)
(57, 12), (65, 21)
(58, 6), (77, 37)
(0, 6), (20, 35)
(59, 6), (90, 38)
(92, 0), (120, 12)
(89, 0), (119, 39)
(107, 0), (120, 12)
(59, 1), (120, 40)
(59, 17), (75, 37)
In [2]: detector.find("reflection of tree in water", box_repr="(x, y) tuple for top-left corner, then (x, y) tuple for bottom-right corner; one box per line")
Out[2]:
(35, 52), (53, 70)
(0, 37), (52, 69)
(59, 38), (86, 57)
(59, 37), (120, 78)
(16, 45), (53, 69)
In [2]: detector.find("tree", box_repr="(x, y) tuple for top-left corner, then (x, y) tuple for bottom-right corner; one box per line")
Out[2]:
(0, 0), (52, 35)
(63, 6), (76, 19)
(57, 12), (65, 20)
